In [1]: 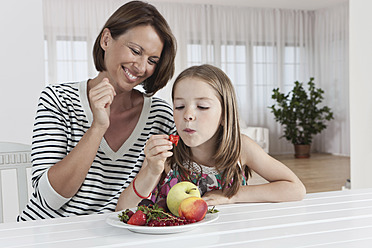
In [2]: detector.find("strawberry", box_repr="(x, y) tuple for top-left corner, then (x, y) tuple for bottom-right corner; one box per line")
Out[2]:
(127, 210), (147, 226)
(169, 134), (179, 146)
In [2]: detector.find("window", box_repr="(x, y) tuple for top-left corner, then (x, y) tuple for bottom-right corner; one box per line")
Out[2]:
(252, 45), (277, 87)
(186, 43), (214, 67)
(252, 44), (301, 104)
(221, 44), (247, 85)
(44, 40), (49, 83)
(283, 45), (301, 93)
(186, 42), (303, 112)
(187, 44), (202, 66)
(56, 37), (88, 82)
(252, 45), (278, 109)
(44, 36), (89, 84)
(221, 44), (247, 109)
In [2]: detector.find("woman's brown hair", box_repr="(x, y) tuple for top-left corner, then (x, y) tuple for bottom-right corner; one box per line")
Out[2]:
(93, 1), (177, 96)
(169, 64), (250, 198)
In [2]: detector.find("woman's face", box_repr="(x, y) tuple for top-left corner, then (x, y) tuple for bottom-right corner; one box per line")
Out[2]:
(173, 77), (222, 151)
(101, 25), (163, 92)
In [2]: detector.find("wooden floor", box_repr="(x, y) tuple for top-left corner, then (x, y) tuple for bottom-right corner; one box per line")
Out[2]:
(250, 153), (350, 193)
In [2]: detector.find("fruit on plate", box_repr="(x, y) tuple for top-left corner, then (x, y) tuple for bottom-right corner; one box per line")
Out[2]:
(118, 204), (198, 226)
(169, 134), (179, 146)
(127, 210), (147, 226)
(178, 196), (208, 221)
(118, 203), (218, 226)
(166, 181), (201, 216)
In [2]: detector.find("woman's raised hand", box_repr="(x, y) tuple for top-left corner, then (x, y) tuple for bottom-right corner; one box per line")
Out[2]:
(144, 135), (173, 175)
(88, 78), (116, 131)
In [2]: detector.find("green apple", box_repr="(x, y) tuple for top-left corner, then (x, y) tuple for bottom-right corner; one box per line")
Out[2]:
(166, 181), (201, 216)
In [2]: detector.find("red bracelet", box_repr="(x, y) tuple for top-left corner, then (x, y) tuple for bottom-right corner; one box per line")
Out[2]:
(132, 177), (151, 199)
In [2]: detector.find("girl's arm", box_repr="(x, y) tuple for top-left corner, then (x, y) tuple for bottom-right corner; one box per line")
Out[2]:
(116, 135), (173, 211)
(203, 134), (306, 205)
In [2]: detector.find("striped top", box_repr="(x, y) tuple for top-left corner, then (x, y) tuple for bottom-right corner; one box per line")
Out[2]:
(18, 81), (175, 221)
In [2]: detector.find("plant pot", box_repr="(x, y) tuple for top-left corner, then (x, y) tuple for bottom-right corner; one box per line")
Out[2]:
(294, 144), (311, 158)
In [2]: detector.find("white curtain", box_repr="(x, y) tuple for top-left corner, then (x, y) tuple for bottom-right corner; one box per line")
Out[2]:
(313, 4), (349, 156)
(42, 0), (349, 156)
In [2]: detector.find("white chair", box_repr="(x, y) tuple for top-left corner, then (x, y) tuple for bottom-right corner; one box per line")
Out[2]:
(0, 142), (32, 223)
(240, 126), (270, 153)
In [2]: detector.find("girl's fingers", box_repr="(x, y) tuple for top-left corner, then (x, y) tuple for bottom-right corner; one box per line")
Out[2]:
(144, 135), (174, 174)
(144, 135), (173, 157)
(152, 150), (173, 160)
(146, 135), (173, 149)
(145, 143), (173, 157)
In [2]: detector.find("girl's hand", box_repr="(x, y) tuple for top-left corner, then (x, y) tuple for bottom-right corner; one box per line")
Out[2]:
(89, 78), (116, 131)
(144, 135), (173, 175)
(202, 190), (233, 206)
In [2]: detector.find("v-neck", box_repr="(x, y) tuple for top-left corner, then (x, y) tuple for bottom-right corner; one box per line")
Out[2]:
(79, 80), (151, 161)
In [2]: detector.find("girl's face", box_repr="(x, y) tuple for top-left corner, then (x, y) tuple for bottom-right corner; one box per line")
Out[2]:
(173, 77), (222, 151)
(101, 25), (163, 93)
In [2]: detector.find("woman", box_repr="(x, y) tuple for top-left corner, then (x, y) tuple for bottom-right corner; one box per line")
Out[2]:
(18, 1), (177, 221)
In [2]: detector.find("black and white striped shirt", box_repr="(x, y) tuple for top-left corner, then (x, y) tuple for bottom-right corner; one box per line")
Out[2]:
(18, 81), (175, 221)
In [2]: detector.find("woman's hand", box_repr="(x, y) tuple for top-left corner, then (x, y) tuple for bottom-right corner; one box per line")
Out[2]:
(89, 78), (116, 130)
(144, 134), (173, 175)
(202, 190), (233, 206)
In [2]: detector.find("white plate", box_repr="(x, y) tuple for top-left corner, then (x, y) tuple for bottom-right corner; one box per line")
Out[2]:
(106, 210), (219, 234)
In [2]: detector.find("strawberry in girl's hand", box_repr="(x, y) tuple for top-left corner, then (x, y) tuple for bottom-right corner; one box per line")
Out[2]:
(169, 134), (179, 146)
(127, 210), (147, 226)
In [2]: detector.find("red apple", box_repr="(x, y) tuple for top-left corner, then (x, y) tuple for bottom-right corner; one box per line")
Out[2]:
(178, 196), (208, 221)
(166, 181), (201, 216)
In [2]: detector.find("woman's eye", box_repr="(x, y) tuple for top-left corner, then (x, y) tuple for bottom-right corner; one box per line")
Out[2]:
(130, 48), (141, 55)
(148, 58), (159, 65)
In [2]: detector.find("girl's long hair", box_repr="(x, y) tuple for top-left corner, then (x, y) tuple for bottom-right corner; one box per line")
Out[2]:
(169, 64), (250, 198)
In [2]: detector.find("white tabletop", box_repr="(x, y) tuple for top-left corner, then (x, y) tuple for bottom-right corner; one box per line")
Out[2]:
(1, 188), (372, 248)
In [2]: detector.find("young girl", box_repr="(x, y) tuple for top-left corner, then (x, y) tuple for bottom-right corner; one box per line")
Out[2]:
(116, 64), (305, 210)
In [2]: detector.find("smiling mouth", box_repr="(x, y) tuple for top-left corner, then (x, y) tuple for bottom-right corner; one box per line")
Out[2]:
(123, 67), (138, 80)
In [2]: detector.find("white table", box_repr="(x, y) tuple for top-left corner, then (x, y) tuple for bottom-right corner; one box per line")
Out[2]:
(1, 188), (372, 247)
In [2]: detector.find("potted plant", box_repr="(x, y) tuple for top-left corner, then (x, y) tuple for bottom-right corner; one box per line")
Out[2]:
(269, 77), (334, 158)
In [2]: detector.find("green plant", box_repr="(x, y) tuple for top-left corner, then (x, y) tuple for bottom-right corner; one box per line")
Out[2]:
(269, 77), (334, 145)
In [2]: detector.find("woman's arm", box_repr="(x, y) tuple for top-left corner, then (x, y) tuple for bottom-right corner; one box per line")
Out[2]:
(203, 134), (306, 205)
(116, 134), (173, 211)
(48, 79), (115, 198)
(47, 125), (106, 198)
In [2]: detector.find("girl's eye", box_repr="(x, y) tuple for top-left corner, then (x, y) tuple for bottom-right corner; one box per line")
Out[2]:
(198, 106), (209, 110)
(174, 106), (184, 110)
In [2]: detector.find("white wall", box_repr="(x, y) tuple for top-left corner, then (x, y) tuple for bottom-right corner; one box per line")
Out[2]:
(0, 0), (44, 222)
(349, 0), (372, 189)
(0, 0), (45, 145)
